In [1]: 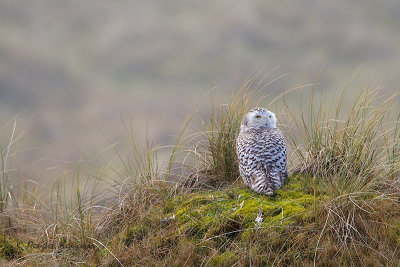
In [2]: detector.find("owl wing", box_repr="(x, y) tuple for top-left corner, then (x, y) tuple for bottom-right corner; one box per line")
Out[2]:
(237, 128), (288, 194)
(261, 128), (288, 186)
(236, 130), (264, 186)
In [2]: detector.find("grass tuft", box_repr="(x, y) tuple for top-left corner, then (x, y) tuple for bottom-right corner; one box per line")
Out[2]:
(282, 83), (400, 196)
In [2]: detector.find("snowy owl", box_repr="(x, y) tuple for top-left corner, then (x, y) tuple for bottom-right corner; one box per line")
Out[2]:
(236, 108), (287, 196)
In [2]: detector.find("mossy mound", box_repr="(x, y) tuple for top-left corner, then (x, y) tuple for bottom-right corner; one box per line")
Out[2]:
(111, 177), (318, 265)
(166, 177), (315, 240)
(101, 176), (400, 265)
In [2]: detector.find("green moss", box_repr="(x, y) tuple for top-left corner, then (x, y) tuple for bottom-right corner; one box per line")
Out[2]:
(208, 251), (239, 266)
(0, 235), (24, 260)
(166, 177), (316, 240)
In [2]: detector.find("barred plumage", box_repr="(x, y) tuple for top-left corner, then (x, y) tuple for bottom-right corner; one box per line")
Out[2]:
(236, 108), (287, 196)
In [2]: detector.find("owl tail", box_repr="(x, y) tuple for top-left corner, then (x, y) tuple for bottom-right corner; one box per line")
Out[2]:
(250, 174), (274, 196)
(268, 170), (284, 190)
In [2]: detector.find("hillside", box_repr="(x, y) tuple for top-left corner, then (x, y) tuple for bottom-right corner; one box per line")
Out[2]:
(1, 82), (400, 266)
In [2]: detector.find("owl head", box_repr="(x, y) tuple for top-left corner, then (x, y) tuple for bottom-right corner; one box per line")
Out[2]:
(240, 108), (277, 130)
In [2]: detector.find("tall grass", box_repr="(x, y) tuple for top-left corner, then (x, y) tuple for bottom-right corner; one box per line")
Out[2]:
(100, 117), (190, 187)
(282, 84), (400, 196)
(196, 74), (266, 181)
(51, 165), (100, 247)
(0, 119), (17, 212)
(0, 144), (12, 213)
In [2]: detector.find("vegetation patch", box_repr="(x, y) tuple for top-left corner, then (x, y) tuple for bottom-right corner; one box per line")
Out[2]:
(170, 176), (315, 235)
(0, 235), (24, 260)
(1, 79), (400, 265)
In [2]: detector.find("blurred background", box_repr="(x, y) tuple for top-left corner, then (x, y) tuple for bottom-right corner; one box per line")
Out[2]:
(1, 0), (400, 183)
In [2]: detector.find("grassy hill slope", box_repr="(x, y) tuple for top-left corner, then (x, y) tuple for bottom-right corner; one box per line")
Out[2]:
(1, 79), (400, 266)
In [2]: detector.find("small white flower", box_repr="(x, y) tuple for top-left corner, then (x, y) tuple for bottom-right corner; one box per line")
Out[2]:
(232, 201), (245, 212)
(255, 208), (263, 228)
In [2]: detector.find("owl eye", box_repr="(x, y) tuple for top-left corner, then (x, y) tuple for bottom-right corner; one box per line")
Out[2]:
(269, 115), (272, 118)
(255, 115), (261, 119)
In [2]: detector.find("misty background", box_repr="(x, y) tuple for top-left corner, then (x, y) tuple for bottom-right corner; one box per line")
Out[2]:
(1, 0), (400, 183)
